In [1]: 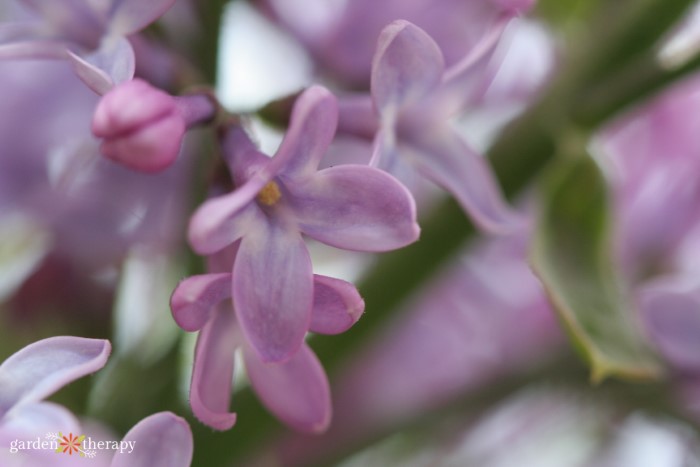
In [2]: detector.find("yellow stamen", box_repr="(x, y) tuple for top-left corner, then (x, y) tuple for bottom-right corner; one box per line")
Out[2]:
(257, 181), (282, 206)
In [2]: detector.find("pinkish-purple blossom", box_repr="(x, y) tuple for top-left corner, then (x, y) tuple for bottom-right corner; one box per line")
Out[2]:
(0, 337), (193, 467)
(188, 85), (419, 363)
(337, 20), (523, 233)
(0, 0), (175, 94)
(170, 245), (364, 432)
(92, 78), (217, 173)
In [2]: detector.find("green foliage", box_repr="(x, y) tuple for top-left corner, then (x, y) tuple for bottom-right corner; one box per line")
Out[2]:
(531, 156), (662, 383)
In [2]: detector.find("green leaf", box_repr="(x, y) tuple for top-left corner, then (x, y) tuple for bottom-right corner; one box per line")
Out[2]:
(531, 155), (662, 383)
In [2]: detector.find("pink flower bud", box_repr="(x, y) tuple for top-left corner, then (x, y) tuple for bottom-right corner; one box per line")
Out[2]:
(92, 79), (185, 173)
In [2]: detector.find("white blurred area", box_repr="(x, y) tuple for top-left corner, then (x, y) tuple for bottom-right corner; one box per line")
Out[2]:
(216, 1), (313, 112)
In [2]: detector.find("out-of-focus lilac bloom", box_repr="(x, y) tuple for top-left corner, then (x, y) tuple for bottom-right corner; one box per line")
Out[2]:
(92, 79), (217, 173)
(0, 336), (110, 420)
(0, 0), (175, 94)
(170, 247), (364, 432)
(0, 337), (109, 464)
(337, 20), (522, 233)
(598, 75), (700, 396)
(260, 229), (560, 466)
(598, 76), (700, 282)
(111, 412), (193, 467)
(638, 278), (700, 374)
(188, 85), (418, 363)
(0, 60), (192, 277)
(256, 0), (533, 87)
(0, 338), (193, 466)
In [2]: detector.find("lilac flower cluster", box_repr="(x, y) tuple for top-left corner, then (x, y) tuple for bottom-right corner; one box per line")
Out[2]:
(4, 0), (700, 465)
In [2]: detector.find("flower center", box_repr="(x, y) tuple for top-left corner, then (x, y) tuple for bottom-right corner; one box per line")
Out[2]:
(257, 181), (282, 206)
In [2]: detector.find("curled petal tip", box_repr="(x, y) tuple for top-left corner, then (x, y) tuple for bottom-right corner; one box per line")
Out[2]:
(170, 273), (232, 332)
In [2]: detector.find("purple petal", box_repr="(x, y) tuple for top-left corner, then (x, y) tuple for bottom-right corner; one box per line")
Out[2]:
(109, 0), (176, 36)
(0, 22), (46, 44)
(336, 93), (379, 140)
(219, 124), (270, 186)
(639, 281), (700, 373)
(310, 275), (364, 335)
(190, 305), (238, 430)
(436, 16), (508, 114)
(1, 401), (81, 437)
(68, 37), (135, 95)
(111, 412), (193, 467)
(170, 273), (232, 332)
(0, 40), (67, 60)
(67, 50), (113, 95)
(188, 191), (265, 255)
(19, 0), (106, 43)
(406, 129), (524, 233)
(0, 337), (110, 418)
(243, 343), (331, 433)
(273, 85), (338, 177)
(371, 20), (444, 117)
(290, 165), (420, 252)
(233, 223), (312, 363)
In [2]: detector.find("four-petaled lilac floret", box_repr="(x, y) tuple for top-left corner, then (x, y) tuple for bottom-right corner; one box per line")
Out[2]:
(187, 85), (420, 363)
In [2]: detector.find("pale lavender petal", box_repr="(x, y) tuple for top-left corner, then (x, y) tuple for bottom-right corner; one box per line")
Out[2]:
(0, 22), (46, 44)
(310, 275), (364, 335)
(0, 337), (110, 418)
(0, 40), (67, 60)
(234, 223), (313, 363)
(1, 401), (81, 437)
(336, 93), (379, 140)
(68, 36), (135, 94)
(220, 124), (270, 185)
(371, 20), (444, 117)
(243, 343), (331, 433)
(273, 85), (338, 177)
(171, 273), (232, 332)
(67, 50), (113, 95)
(109, 0), (176, 36)
(19, 0), (106, 44)
(639, 281), (700, 373)
(436, 16), (508, 114)
(188, 190), (265, 255)
(290, 165), (420, 251)
(406, 129), (523, 233)
(111, 412), (192, 467)
(190, 305), (238, 430)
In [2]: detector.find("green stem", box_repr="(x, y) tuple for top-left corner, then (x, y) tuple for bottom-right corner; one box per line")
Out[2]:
(573, 50), (700, 126)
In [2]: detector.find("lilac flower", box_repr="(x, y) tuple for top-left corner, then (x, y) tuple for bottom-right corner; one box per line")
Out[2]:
(188, 85), (419, 363)
(0, 0), (175, 94)
(596, 76), (700, 382)
(337, 20), (523, 233)
(256, 0), (533, 87)
(171, 253), (364, 432)
(110, 412), (193, 467)
(599, 75), (700, 282)
(0, 337), (110, 465)
(0, 59), (193, 278)
(0, 337), (193, 466)
(244, 229), (560, 465)
(638, 278), (700, 374)
(92, 79), (218, 173)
